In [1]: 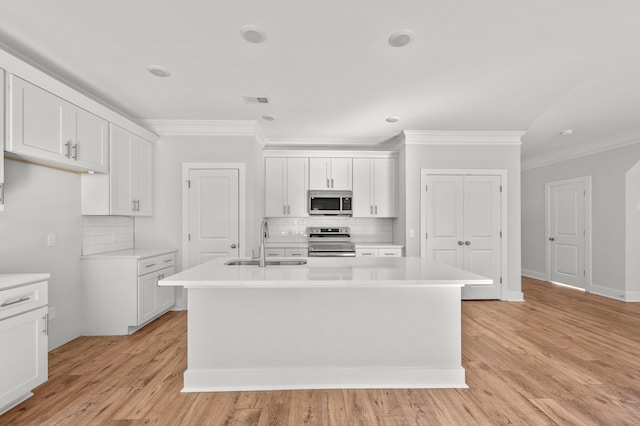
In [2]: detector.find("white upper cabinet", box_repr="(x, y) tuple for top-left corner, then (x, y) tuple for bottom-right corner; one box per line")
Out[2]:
(265, 157), (309, 217)
(110, 124), (153, 216)
(352, 158), (397, 217)
(69, 105), (109, 172)
(309, 158), (352, 190)
(81, 124), (153, 216)
(7, 76), (108, 173)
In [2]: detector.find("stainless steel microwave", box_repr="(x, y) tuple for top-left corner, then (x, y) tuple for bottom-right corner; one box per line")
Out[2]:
(308, 190), (353, 216)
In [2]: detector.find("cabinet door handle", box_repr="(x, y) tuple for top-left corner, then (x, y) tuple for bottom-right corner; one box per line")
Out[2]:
(283, 205), (287, 215)
(132, 200), (137, 212)
(72, 143), (79, 160)
(374, 205), (378, 215)
(42, 314), (48, 335)
(287, 205), (291, 215)
(465, 241), (471, 245)
(145, 263), (157, 268)
(458, 241), (464, 246)
(326, 178), (330, 188)
(370, 205), (373, 215)
(65, 141), (72, 158)
(331, 178), (334, 188)
(231, 244), (237, 249)
(164, 259), (173, 263)
(1, 296), (30, 307)
(362, 253), (373, 256)
(549, 237), (555, 242)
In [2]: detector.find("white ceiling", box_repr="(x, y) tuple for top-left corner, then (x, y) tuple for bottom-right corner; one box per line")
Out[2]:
(1, 0), (639, 167)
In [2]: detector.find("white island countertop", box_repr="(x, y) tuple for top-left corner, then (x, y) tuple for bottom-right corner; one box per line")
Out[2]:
(161, 256), (492, 289)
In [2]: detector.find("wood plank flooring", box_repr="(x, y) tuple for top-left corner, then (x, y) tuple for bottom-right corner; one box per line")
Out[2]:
(2, 276), (640, 425)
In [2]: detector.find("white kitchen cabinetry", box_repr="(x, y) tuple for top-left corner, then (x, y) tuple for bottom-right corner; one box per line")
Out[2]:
(82, 250), (176, 335)
(0, 275), (49, 415)
(309, 158), (352, 190)
(0, 69), (5, 211)
(352, 158), (397, 217)
(265, 157), (309, 217)
(265, 247), (308, 257)
(355, 247), (402, 257)
(81, 124), (153, 216)
(7, 75), (108, 173)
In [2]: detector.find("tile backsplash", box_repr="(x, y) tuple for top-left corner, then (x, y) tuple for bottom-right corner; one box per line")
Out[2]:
(266, 217), (393, 243)
(82, 216), (134, 255)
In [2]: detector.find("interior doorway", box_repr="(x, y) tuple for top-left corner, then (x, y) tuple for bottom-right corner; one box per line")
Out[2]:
(545, 176), (591, 290)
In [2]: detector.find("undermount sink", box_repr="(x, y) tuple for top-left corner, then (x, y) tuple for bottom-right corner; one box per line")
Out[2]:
(225, 259), (307, 266)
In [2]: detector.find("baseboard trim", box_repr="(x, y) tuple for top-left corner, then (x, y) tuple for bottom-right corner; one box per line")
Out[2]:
(182, 367), (468, 392)
(522, 269), (547, 281)
(506, 291), (524, 301)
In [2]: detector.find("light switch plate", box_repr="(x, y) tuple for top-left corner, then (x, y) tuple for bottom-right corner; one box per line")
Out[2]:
(47, 234), (56, 247)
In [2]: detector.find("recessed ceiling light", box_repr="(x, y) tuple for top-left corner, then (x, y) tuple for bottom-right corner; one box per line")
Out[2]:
(241, 25), (266, 43)
(388, 30), (414, 48)
(147, 65), (171, 78)
(262, 114), (276, 121)
(386, 116), (400, 123)
(560, 129), (574, 136)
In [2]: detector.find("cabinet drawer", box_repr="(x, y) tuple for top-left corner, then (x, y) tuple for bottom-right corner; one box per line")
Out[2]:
(380, 249), (401, 257)
(285, 248), (308, 257)
(265, 248), (285, 257)
(138, 253), (175, 276)
(0, 281), (48, 320)
(356, 249), (378, 257)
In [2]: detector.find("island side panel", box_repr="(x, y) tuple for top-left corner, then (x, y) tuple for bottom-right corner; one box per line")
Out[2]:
(184, 284), (466, 391)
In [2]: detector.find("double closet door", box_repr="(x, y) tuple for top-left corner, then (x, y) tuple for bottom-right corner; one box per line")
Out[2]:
(424, 174), (502, 299)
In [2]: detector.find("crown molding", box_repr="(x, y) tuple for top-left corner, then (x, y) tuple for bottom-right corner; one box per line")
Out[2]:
(264, 135), (386, 146)
(137, 119), (257, 136)
(522, 135), (640, 171)
(403, 130), (525, 145)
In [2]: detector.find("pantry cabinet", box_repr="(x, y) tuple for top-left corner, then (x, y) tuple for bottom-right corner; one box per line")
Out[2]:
(352, 158), (397, 217)
(82, 249), (176, 335)
(309, 157), (352, 190)
(7, 75), (108, 173)
(81, 124), (153, 216)
(265, 157), (309, 217)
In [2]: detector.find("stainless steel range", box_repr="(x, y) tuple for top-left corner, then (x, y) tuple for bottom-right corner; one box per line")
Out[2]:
(307, 226), (356, 257)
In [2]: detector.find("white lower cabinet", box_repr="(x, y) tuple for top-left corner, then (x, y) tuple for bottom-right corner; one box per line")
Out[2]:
(0, 276), (49, 415)
(355, 247), (402, 257)
(265, 247), (308, 257)
(82, 250), (176, 335)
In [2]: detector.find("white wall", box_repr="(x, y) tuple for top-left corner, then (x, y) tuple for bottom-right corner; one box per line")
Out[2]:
(0, 160), (83, 350)
(401, 143), (522, 300)
(522, 142), (640, 300)
(134, 134), (264, 306)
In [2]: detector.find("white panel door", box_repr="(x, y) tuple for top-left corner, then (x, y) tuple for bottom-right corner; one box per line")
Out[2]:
(109, 126), (134, 215)
(330, 158), (352, 190)
(265, 157), (287, 217)
(549, 181), (585, 288)
(461, 176), (502, 299)
(188, 169), (240, 267)
(71, 106), (109, 173)
(425, 174), (502, 299)
(352, 158), (373, 216)
(373, 158), (397, 217)
(425, 175), (464, 268)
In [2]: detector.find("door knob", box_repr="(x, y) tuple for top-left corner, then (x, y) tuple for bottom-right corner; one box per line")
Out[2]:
(457, 241), (464, 246)
(465, 241), (471, 245)
(549, 237), (555, 242)
(231, 244), (237, 249)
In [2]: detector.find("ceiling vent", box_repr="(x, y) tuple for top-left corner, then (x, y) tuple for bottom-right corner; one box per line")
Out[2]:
(243, 95), (270, 104)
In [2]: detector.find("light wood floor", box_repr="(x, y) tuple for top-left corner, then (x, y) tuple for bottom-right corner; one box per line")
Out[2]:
(3, 276), (640, 425)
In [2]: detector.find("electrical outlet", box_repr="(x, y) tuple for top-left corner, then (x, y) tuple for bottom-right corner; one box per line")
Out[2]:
(47, 234), (56, 247)
(49, 306), (56, 320)
(409, 229), (415, 238)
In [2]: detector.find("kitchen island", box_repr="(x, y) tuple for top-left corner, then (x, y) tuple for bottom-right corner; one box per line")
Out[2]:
(161, 256), (491, 392)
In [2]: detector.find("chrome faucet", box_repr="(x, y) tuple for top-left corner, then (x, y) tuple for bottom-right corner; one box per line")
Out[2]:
(259, 218), (269, 267)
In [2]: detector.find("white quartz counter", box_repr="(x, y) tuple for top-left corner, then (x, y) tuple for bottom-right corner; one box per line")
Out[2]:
(0, 274), (50, 291)
(81, 248), (176, 260)
(161, 256), (492, 288)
